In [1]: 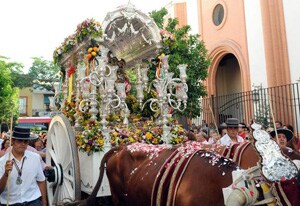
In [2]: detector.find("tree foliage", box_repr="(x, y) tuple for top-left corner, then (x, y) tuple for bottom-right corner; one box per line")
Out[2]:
(10, 65), (32, 89)
(0, 56), (19, 123)
(28, 57), (61, 92)
(148, 8), (210, 118)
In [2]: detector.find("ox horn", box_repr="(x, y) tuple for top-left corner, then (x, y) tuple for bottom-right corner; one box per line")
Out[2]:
(225, 189), (247, 206)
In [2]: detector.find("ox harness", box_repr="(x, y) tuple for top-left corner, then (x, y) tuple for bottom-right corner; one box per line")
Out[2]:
(151, 145), (197, 206)
(223, 123), (300, 206)
(221, 141), (252, 165)
(151, 142), (234, 206)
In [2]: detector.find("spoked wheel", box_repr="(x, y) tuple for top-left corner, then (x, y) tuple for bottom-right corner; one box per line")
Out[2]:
(46, 114), (81, 205)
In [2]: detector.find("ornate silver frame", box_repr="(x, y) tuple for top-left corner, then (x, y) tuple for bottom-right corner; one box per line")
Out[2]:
(101, 2), (162, 67)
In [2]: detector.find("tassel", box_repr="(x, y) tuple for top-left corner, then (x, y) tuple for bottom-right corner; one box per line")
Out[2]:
(67, 74), (73, 103)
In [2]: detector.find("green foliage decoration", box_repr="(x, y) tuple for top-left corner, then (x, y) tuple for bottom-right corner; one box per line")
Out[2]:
(146, 8), (210, 119)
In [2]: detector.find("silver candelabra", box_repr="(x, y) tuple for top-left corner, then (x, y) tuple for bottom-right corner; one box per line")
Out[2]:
(78, 47), (129, 143)
(137, 55), (188, 143)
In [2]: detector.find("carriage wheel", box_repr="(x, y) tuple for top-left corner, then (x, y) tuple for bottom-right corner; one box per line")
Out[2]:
(46, 114), (81, 205)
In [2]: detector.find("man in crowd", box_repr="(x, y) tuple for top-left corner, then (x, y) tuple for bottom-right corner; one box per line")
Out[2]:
(270, 128), (293, 150)
(219, 118), (244, 146)
(0, 126), (47, 206)
(270, 127), (300, 170)
(238, 123), (247, 139)
(275, 120), (283, 129)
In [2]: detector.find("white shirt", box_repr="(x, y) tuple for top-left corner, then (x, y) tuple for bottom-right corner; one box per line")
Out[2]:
(0, 150), (45, 204)
(6, 145), (47, 170)
(219, 134), (244, 147)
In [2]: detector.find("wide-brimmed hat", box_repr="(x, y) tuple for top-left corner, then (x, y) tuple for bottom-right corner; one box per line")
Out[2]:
(226, 118), (239, 128)
(220, 122), (227, 128)
(269, 128), (294, 141)
(12, 126), (38, 140)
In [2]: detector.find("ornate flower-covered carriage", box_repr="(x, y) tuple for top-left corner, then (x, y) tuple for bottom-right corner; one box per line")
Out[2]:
(46, 3), (300, 206)
(46, 3), (188, 205)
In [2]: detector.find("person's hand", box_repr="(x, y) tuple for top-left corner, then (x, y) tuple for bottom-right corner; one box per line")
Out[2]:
(4, 160), (13, 176)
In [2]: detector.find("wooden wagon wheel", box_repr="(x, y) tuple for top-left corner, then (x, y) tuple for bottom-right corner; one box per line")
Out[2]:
(46, 114), (81, 205)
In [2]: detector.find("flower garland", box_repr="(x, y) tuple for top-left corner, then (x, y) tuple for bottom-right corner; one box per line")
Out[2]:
(160, 29), (175, 46)
(76, 19), (102, 43)
(61, 94), (76, 126)
(109, 127), (137, 146)
(76, 120), (105, 155)
(53, 18), (102, 64)
(76, 116), (187, 154)
(169, 124), (187, 145)
(138, 120), (163, 145)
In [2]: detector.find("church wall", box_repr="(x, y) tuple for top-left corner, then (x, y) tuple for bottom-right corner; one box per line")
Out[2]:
(197, 0), (251, 95)
(244, 0), (268, 88)
(283, 0), (300, 83)
(186, 0), (199, 35)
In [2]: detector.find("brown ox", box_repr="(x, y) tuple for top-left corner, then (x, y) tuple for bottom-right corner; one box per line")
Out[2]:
(80, 141), (300, 206)
(82, 143), (239, 206)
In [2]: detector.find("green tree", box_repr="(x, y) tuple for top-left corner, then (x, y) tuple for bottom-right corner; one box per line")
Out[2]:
(0, 56), (19, 124)
(148, 8), (210, 118)
(0, 56), (31, 89)
(10, 67), (32, 89)
(28, 57), (61, 92)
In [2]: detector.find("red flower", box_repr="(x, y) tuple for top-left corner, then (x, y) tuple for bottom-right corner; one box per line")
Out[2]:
(280, 177), (286, 181)
(68, 65), (75, 77)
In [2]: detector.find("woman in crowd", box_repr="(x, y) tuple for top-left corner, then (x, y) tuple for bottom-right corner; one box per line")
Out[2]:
(207, 129), (218, 144)
(0, 139), (10, 157)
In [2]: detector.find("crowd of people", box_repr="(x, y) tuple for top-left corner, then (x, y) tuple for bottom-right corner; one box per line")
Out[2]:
(189, 118), (300, 156)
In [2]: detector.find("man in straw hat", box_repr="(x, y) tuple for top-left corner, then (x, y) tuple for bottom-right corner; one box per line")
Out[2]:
(0, 126), (46, 206)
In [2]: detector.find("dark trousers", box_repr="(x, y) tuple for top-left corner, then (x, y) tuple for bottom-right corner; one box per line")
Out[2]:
(1, 197), (42, 206)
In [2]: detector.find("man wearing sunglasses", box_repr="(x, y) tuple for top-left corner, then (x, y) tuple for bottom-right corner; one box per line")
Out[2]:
(0, 126), (46, 206)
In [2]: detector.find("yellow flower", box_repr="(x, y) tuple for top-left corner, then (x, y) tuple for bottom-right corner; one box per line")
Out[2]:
(96, 138), (104, 146)
(146, 132), (153, 139)
(88, 48), (93, 53)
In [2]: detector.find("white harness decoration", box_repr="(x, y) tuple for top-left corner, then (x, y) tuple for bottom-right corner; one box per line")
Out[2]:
(223, 123), (298, 206)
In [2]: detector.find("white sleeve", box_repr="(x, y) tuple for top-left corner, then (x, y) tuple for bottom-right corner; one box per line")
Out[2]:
(35, 156), (46, 182)
(0, 158), (5, 178)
